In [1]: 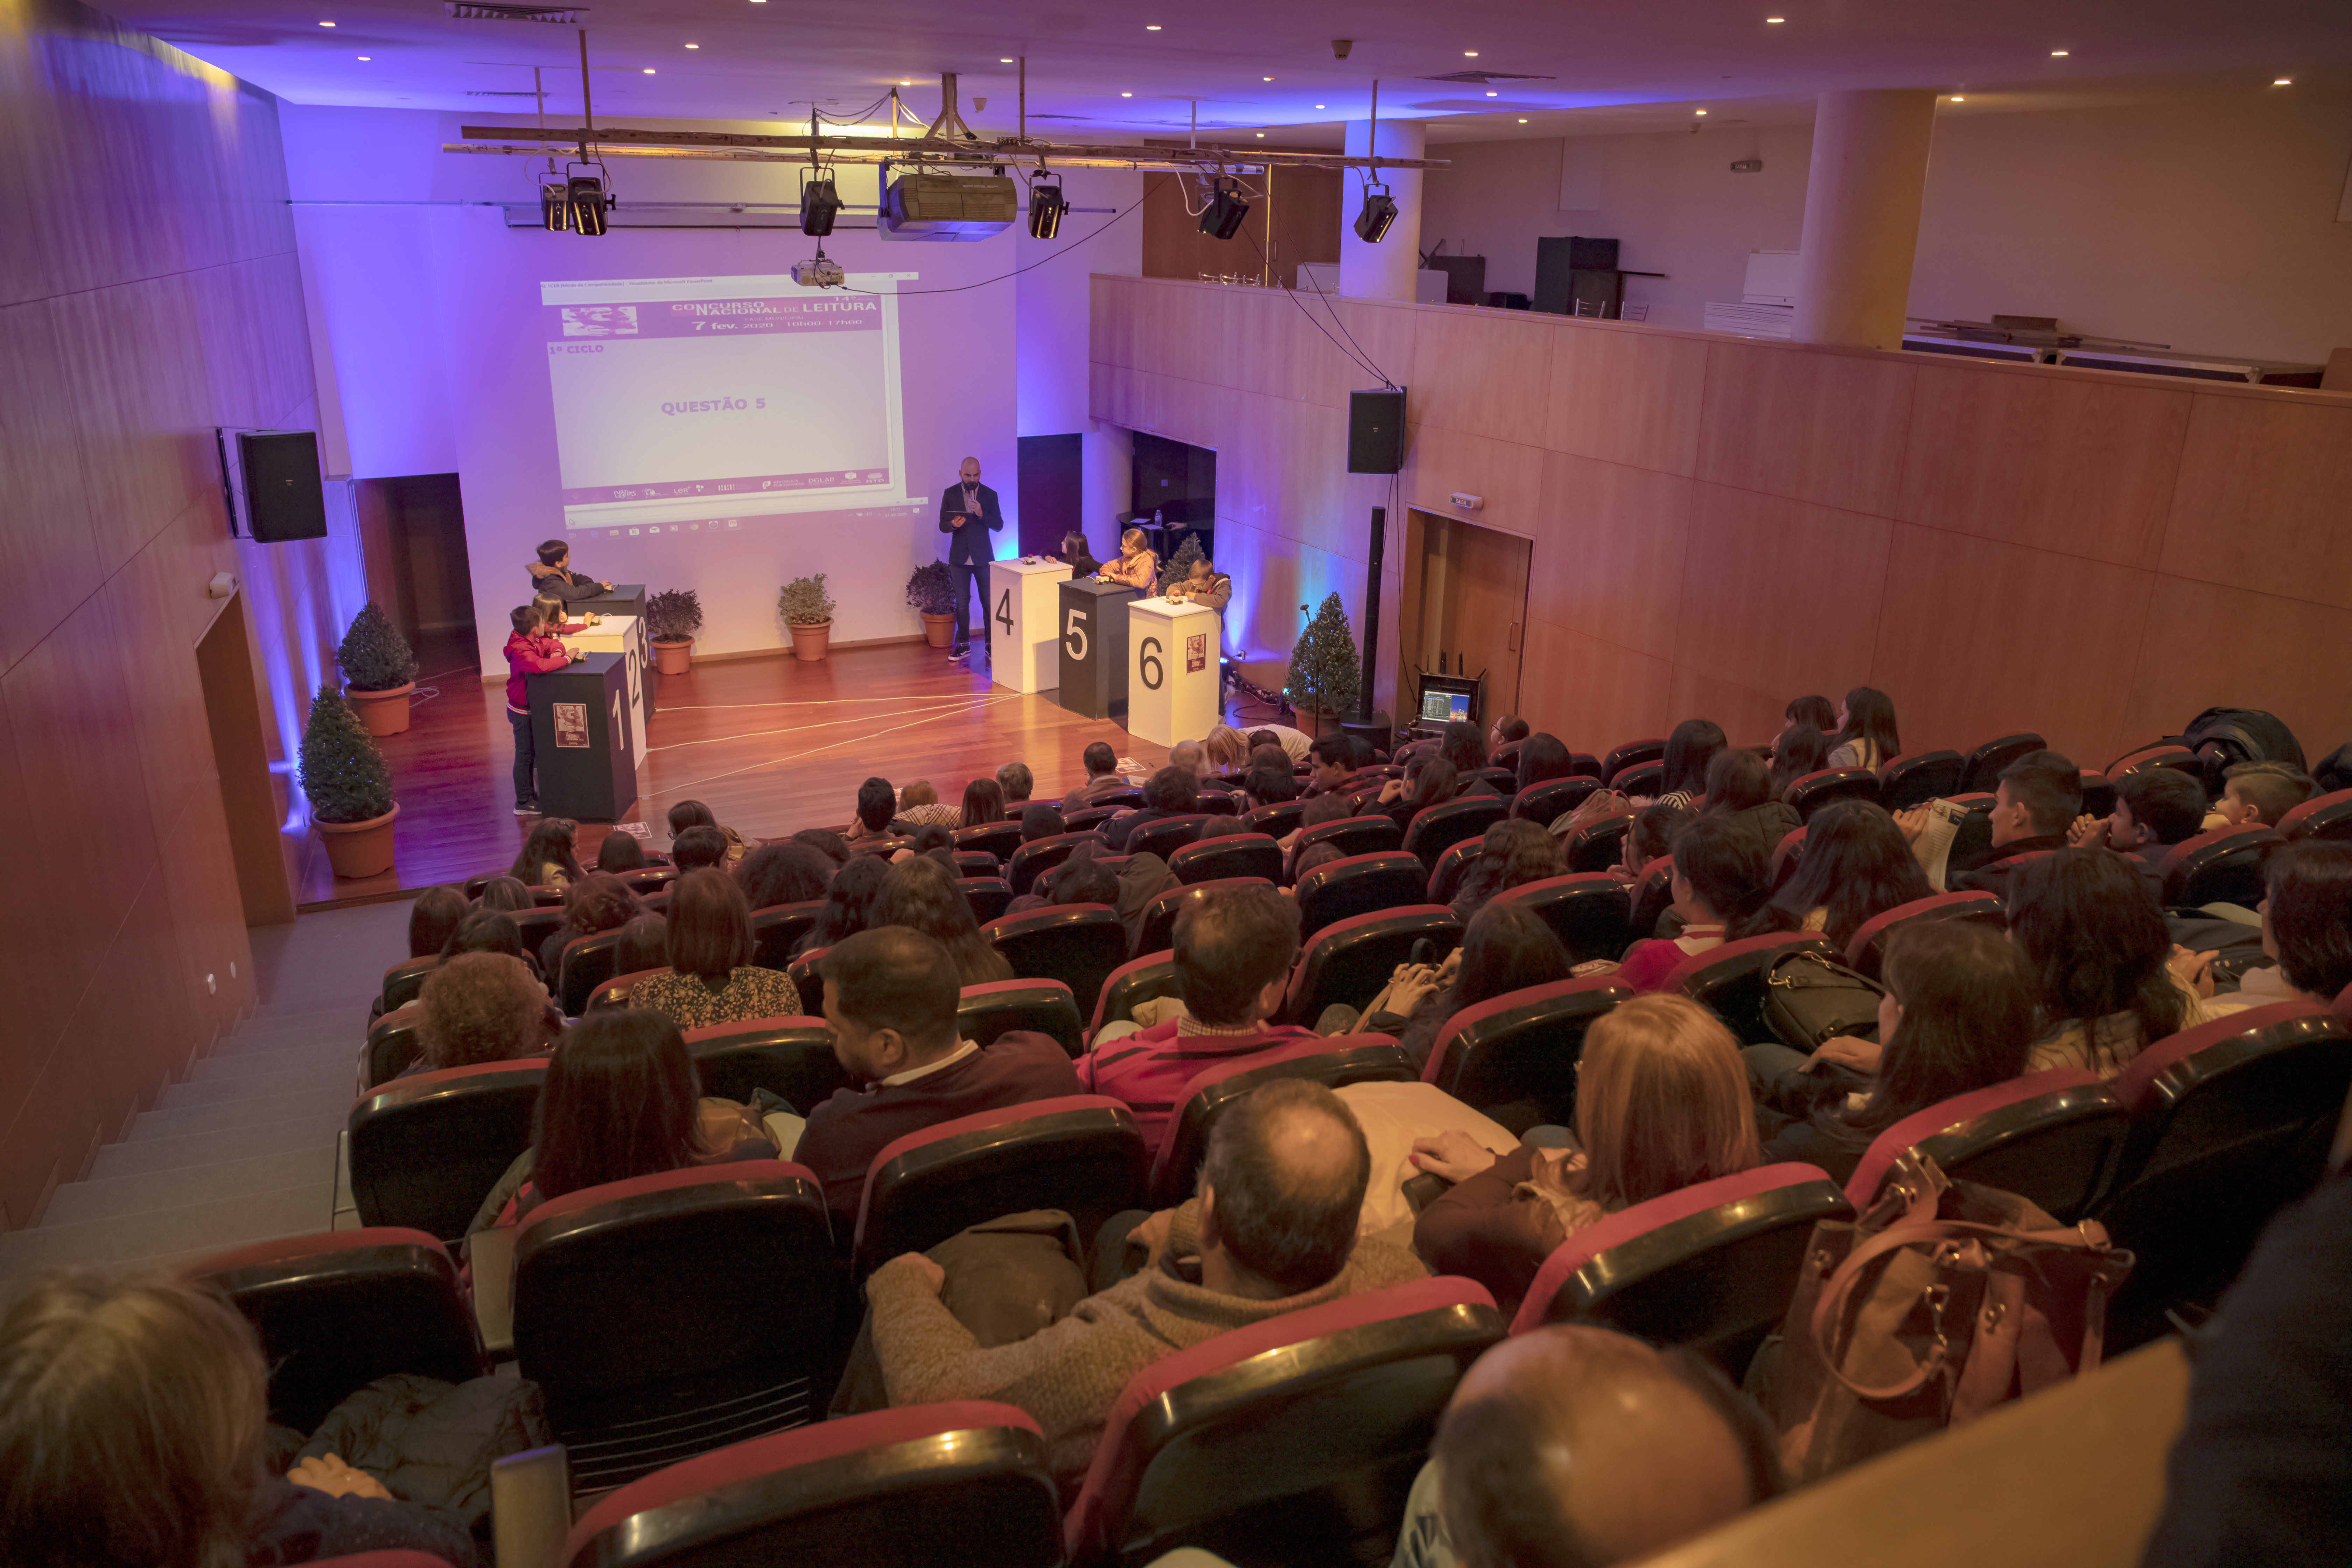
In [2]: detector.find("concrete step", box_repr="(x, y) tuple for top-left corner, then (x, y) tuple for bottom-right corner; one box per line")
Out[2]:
(215, 1011), (369, 1056)
(188, 1040), (358, 1084)
(0, 1181), (332, 1282)
(90, 1111), (347, 1181)
(127, 1085), (352, 1144)
(41, 1146), (335, 1228)
(158, 1056), (355, 1110)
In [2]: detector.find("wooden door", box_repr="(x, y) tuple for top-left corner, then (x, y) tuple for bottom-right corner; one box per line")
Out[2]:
(1400, 510), (1531, 726)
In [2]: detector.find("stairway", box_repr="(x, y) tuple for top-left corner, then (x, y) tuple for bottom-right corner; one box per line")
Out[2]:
(0, 900), (411, 1283)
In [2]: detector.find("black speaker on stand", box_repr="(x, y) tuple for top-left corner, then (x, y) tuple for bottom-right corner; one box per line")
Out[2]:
(233, 430), (328, 542)
(1347, 389), (1406, 475)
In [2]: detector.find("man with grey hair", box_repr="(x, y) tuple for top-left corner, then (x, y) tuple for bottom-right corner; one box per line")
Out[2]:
(1169, 738), (1210, 781)
(995, 760), (1034, 810)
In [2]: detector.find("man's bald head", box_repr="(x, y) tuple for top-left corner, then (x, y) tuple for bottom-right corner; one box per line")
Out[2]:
(1438, 1328), (1773, 1568)
(1199, 1079), (1370, 1295)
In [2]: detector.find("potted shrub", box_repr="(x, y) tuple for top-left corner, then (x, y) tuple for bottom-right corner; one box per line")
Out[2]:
(645, 587), (704, 675)
(778, 573), (836, 662)
(1165, 530), (1206, 586)
(1286, 590), (1362, 723)
(300, 683), (399, 878)
(336, 601), (419, 736)
(905, 561), (958, 649)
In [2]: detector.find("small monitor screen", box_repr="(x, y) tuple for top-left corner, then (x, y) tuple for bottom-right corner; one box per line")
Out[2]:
(1420, 691), (1452, 722)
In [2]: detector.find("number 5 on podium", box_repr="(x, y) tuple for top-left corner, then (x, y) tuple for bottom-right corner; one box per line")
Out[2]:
(1064, 608), (1089, 662)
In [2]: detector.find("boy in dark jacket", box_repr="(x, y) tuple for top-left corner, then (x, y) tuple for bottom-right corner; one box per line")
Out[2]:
(526, 539), (609, 604)
(504, 603), (575, 817)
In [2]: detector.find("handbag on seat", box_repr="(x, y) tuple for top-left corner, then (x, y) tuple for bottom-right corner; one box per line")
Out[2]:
(1763, 948), (1884, 1053)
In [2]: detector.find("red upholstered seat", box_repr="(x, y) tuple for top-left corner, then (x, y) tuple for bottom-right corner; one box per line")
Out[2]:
(1783, 766), (1883, 822)
(1294, 852), (1426, 941)
(1512, 774), (1602, 824)
(511, 906), (564, 959)
(1090, 954), (1183, 1039)
(1294, 813), (1406, 865)
(1508, 1164), (1854, 1379)
(954, 977), (1085, 1058)
(1609, 760), (1665, 799)
(959, 875), (1015, 925)
(556, 929), (623, 1016)
(1422, 975), (1632, 1127)
(956, 820), (1027, 863)
(1484, 873), (1635, 964)
(1005, 830), (1109, 897)
(1280, 905), (1463, 1027)
(1460, 765), (1519, 797)
(784, 946), (828, 1015)
(984, 903), (1127, 1019)
(746, 899), (825, 971)
(1402, 797), (1512, 872)
(1240, 799), (1306, 839)
(1168, 832), (1284, 887)
(1198, 790), (1240, 817)
(1561, 808), (1634, 873)
(1065, 805), (1122, 833)
(1426, 836), (1483, 906)
(312, 1555), (467, 1568)
(619, 866), (677, 897)
(1132, 876), (1273, 958)
(559, 1402), (1060, 1568)
(2278, 787), (2352, 843)
(682, 1015), (846, 1107)
(185, 1228), (483, 1435)
(851, 1095), (1148, 1278)
(348, 1059), (548, 1242)
(1665, 932), (1836, 1045)
(1843, 891), (2005, 981)
(2109, 743), (2204, 788)
(1843, 1069), (2124, 1222)
(1877, 749), (1963, 811)
(1125, 813), (1212, 862)
(1148, 1036), (1415, 1206)
(2160, 824), (2280, 907)
(1601, 737), (1665, 784)
(1099, 787), (1147, 809)
(378, 955), (438, 1015)
(1063, 1276), (1504, 1568)
(513, 1161), (836, 1491)
(358, 1016), (422, 1092)
(1960, 732), (2045, 794)
(1766, 826), (1807, 891)
(585, 966), (664, 1014)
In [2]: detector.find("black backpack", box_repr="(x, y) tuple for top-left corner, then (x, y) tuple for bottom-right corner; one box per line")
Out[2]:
(2176, 708), (2305, 772)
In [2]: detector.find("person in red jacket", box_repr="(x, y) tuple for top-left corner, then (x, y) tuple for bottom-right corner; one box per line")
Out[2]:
(503, 603), (575, 818)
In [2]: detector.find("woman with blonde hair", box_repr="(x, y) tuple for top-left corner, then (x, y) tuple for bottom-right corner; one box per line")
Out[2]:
(1096, 525), (1159, 591)
(1202, 723), (1251, 774)
(1408, 993), (1762, 1316)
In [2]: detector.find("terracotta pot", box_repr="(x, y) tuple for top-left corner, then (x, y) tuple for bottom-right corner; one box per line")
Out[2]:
(788, 619), (833, 662)
(316, 802), (400, 879)
(653, 637), (694, 675)
(920, 612), (955, 649)
(346, 681), (415, 737)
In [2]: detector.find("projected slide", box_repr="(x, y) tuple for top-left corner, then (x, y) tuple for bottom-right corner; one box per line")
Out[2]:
(540, 273), (917, 533)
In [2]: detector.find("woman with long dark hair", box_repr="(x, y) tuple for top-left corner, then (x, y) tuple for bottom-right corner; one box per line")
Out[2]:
(797, 854), (892, 958)
(509, 817), (584, 890)
(733, 842), (833, 911)
(1769, 723), (1829, 798)
(1699, 748), (1800, 858)
(2009, 847), (2203, 1076)
(407, 885), (467, 960)
(1440, 721), (1490, 782)
(595, 833), (648, 874)
(1827, 687), (1899, 773)
(960, 777), (1007, 828)
(1614, 812), (1792, 992)
(1450, 820), (1566, 923)
(1515, 732), (1576, 793)
(1324, 901), (1575, 1070)
(476, 876), (534, 913)
(2237, 841), (2352, 1004)
(630, 869), (799, 1030)
(1767, 799), (1930, 950)
(868, 855), (1013, 985)
(1658, 719), (1727, 807)
(1374, 756), (1458, 833)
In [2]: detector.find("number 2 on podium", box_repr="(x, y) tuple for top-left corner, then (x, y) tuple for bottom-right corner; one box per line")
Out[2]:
(995, 590), (1013, 635)
(1065, 607), (1089, 661)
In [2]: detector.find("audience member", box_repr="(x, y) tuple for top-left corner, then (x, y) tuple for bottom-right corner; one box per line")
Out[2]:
(1697, 748), (1800, 859)
(414, 952), (559, 1073)
(1292, 841), (1346, 883)
(794, 927), (1081, 1233)
(1203, 724), (1252, 774)
(1376, 757), (1458, 833)
(848, 776), (906, 842)
(865, 1078), (1418, 1489)
(1302, 733), (1359, 798)
(509, 816), (584, 890)
(1061, 742), (1129, 810)
(1614, 814), (1789, 993)
(995, 761), (1034, 809)
(1242, 755), (1302, 808)
(669, 825), (731, 873)
(895, 780), (962, 829)
(629, 869), (799, 1029)
(1766, 799), (1931, 950)
(667, 799), (747, 867)
(1249, 724), (1316, 763)
(1516, 733), (1576, 793)
(1440, 721), (1490, 783)
(798, 854), (891, 958)
(960, 777), (1006, 828)
(869, 856), (1014, 985)
(1450, 820), (1566, 923)
(1411, 994), (1760, 1315)
(1900, 749), (2078, 898)
(537, 872), (640, 980)
(1657, 720), (1726, 808)
(1106, 765), (1200, 850)
(1329, 902), (1574, 1071)
(439, 909), (547, 986)
(2008, 847), (2203, 1076)
(2076, 767), (2206, 889)
(1778, 694), (1836, 748)
(2212, 760), (2313, 829)
(1768, 723), (1829, 798)
(792, 827), (850, 866)
(1825, 687), (1899, 772)
(407, 885), (467, 960)
(1619, 802), (1690, 880)
(0, 1275), (478, 1568)
(2233, 841), (2352, 1005)
(613, 912), (669, 977)
(595, 833), (648, 874)
(1020, 803), (1067, 843)
(734, 841), (833, 910)
(1490, 714), (1532, 749)
(1168, 738), (1211, 783)
(475, 876), (533, 913)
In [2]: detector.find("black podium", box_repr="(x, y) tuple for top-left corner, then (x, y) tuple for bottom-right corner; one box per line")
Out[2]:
(528, 653), (638, 822)
(1056, 579), (1138, 720)
(569, 582), (644, 619)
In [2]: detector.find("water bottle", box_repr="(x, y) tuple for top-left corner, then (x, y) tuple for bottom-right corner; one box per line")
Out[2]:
(1153, 509), (1162, 526)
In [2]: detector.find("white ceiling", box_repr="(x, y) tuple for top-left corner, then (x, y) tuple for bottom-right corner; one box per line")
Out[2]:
(112, 0), (2352, 148)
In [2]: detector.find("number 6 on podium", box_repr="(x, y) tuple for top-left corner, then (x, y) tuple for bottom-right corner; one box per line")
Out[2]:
(1064, 607), (1089, 661)
(1139, 636), (1163, 691)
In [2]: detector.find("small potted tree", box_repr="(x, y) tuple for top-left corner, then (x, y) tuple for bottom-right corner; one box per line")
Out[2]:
(778, 573), (836, 662)
(337, 601), (419, 736)
(1286, 591), (1362, 728)
(645, 587), (704, 675)
(1165, 531), (1206, 586)
(300, 683), (399, 878)
(906, 561), (958, 648)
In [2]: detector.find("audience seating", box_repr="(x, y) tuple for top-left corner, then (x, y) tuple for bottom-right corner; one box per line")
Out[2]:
(1423, 976), (1633, 1129)
(513, 1161), (836, 1491)
(959, 978), (1086, 1057)
(358, 1017), (423, 1092)
(640, 888), (673, 914)
(586, 967), (663, 1013)
(1844, 891), (2005, 980)
(1197, 790), (1240, 817)
(1485, 873), (1634, 964)
(852, 1096), (1148, 1278)
(1568, 750), (1604, 779)
(1843, 1069), (2126, 1222)
(955, 821), (1026, 864)
(461, 872), (499, 900)
(2079, 769), (2116, 820)
(956, 875), (1014, 925)
(1006, 831), (1108, 897)
(1960, 733), (2045, 793)
(1091, 955), (1182, 1038)
(1241, 799), (1306, 839)
(1065, 805), (1122, 833)
(1294, 813), (1405, 863)
(1783, 767), (1882, 821)
(528, 884), (566, 907)
(556, 1402), (1063, 1568)
(1627, 859), (1673, 944)
(1063, 1276), (1505, 1568)
(1877, 749), (1963, 810)
(1133, 877), (1271, 959)
(1280, 906), (1465, 1027)
(1491, 739), (1525, 772)
(1610, 759), (1666, 799)
(1562, 809), (1633, 873)
(511, 906), (565, 960)
(348, 1060), (548, 1242)
(186, 1228), (485, 1434)
(684, 1016), (851, 1109)
(785, 948), (827, 1015)
(1460, 766), (1519, 796)
(852, 836), (912, 860)
(2160, 824), (2280, 907)
(1123, 814), (1209, 862)
(1426, 837), (1483, 907)
(951, 850), (999, 879)
(1512, 775), (1602, 824)
(1508, 1165), (1855, 1380)
(1601, 737), (1666, 784)
(748, 901), (825, 972)
(1294, 853), (1427, 942)
(378, 955), (438, 1015)
(2109, 744), (2204, 792)
(1099, 787), (1147, 809)
(984, 904), (1127, 1018)
(618, 867), (676, 897)
(1404, 796), (1511, 871)
(1167, 832), (1283, 886)
(1666, 932), (1837, 1046)
(1149, 1037), (1416, 1206)
(2278, 787), (2352, 842)
(556, 930), (624, 1017)
(1767, 827), (1807, 891)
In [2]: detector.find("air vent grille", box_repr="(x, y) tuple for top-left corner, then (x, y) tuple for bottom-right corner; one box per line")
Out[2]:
(1419, 70), (1554, 85)
(444, 3), (585, 22)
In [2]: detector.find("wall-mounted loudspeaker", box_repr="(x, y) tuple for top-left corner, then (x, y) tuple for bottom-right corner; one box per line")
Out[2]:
(1348, 388), (1406, 474)
(239, 431), (328, 542)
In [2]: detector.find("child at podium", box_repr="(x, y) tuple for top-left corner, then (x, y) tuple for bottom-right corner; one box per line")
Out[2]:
(504, 602), (579, 819)
(527, 538), (610, 604)
(1096, 526), (1158, 591)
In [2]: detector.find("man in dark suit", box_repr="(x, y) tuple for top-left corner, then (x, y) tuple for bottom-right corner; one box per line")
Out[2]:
(937, 455), (1003, 662)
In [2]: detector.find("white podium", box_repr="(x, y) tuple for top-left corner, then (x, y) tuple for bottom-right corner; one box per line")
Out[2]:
(568, 613), (649, 766)
(1125, 596), (1223, 747)
(988, 557), (1073, 694)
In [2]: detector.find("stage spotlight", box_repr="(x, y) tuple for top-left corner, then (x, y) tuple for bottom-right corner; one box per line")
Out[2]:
(800, 176), (841, 236)
(1199, 176), (1250, 239)
(566, 174), (610, 235)
(1353, 182), (1398, 243)
(539, 178), (569, 230)
(1028, 177), (1066, 239)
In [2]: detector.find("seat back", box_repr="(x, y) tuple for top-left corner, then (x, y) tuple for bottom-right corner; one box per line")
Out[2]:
(983, 903), (1127, 1018)
(1091, 955), (1183, 1038)
(1512, 775), (1602, 824)
(1294, 813), (1405, 864)
(1149, 1037), (1417, 1205)
(1562, 809), (1634, 873)
(955, 821), (1026, 864)
(1611, 760), (1666, 799)
(1627, 859), (1674, 945)
(1281, 906), (1464, 1026)
(1133, 877), (1271, 958)
(1844, 1069), (2126, 1222)
(1510, 1166), (1855, 1379)
(1491, 739), (1525, 772)
(1784, 767), (1883, 821)
(512, 1161), (836, 1490)
(620, 867), (678, 898)
(1167, 832), (1283, 886)
(1844, 891), (2005, 981)
(1423, 977), (1632, 1126)
(558, 930), (624, 1016)
(2079, 769), (2116, 820)
(1240, 799), (1306, 839)
(1961, 732), (2046, 794)
(2160, 824), (2280, 907)
(1666, 932), (1836, 1045)
(1403, 797), (1511, 870)
(1197, 790), (1240, 817)
(512, 906), (565, 960)
(1461, 766), (1519, 797)
(1766, 827), (1807, 891)
(2110, 744), (2205, 791)
(950, 849), (999, 879)
(2278, 787), (2352, 843)
(348, 1061), (548, 1241)
(959, 978), (1085, 1057)
(1004, 831), (1108, 896)
(1064, 1277), (1505, 1568)
(958, 876), (1015, 926)
(360, 1018), (423, 1091)
(186, 1228), (484, 1434)
(1125, 813), (1211, 862)
(1064, 805), (1122, 834)
(557, 1402), (1062, 1568)
(379, 955), (438, 1015)
(1426, 838), (1483, 906)
(853, 1097), (1148, 1277)
(1484, 873), (1634, 964)
(784, 947), (828, 1016)
(683, 1016), (850, 1108)
(1293, 853), (1427, 941)
(1099, 787), (1147, 809)
(1601, 737), (1666, 784)
(1877, 750), (1963, 811)
(587, 967), (665, 1014)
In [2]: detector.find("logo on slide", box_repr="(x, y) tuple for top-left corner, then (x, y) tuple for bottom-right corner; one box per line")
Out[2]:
(562, 305), (639, 337)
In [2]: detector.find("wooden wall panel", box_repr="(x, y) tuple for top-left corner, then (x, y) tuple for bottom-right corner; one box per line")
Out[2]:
(1517, 618), (1678, 756)
(0, 300), (104, 669)
(1545, 324), (1710, 478)
(1404, 424), (1547, 539)
(1676, 484), (1893, 710)
(1526, 453), (1693, 664)
(1696, 339), (1916, 516)
(1408, 309), (1555, 447)
(2158, 394), (2352, 611)
(2120, 578), (2352, 771)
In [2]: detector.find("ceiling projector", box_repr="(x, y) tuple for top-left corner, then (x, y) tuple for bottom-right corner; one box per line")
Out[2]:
(791, 256), (846, 288)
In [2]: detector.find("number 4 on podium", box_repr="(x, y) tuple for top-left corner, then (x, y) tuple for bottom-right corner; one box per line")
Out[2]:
(996, 590), (1014, 634)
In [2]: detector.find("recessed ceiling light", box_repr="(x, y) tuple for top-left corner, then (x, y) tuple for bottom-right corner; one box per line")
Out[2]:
(684, 43), (699, 49)
(1517, 117), (1527, 122)
(1948, 94), (1965, 102)
(1263, 76), (1273, 81)
(1121, 91), (1133, 97)
(1464, 51), (1479, 57)
(642, 67), (654, 73)
(357, 54), (369, 59)
(1766, 14), (1784, 21)
(1485, 90), (1497, 96)
(318, 18), (335, 24)
(1145, 23), (1160, 29)
(1315, 103), (1325, 108)
(1001, 57), (1013, 62)
(1255, 132), (1265, 137)
(1695, 108), (1708, 115)
(2273, 76), (2292, 85)
(2050, 49), (2068, 57)
(900, 79), (911, 84)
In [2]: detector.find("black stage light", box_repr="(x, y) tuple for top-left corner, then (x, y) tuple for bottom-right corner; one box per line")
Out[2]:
(1028, 178), (1066, 239)
(539, 178), (569, 231)
(800, 177), (842, 237)
(566, 175), (610, 236)
(1199, 176), (1250, 240)
(1354, 182), (1398, 243)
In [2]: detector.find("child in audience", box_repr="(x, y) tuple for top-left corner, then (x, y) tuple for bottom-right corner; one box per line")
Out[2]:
(407, 884), (467, 959)
(667, 799), (748, 867)
(2211, 760), (2315, 830)
(2073, 768), (2207, 888)
(1440, 721), (1492, 784)
(476, 876), (534, 913)
(1826, 687), (1899, 772)
(869, 855), (1013, 985)
(797, 854), (891, 959)
(1617, 801), (1690, 879)
(2232, 841), (2352, 1005)
(895, 780), (962, 828)
(1376, 756), (1457, 832)
(791, 827), (850, 866)
(1018, 803), (1066, 842)
(1767, 800), (1931, 951)
(669, 825), (730, 873)
(1281, 789), (1360, 872)
(1242, 754), (1302, 808)
(734, 842), (832, 910)
(2008, 847), (2205, 1076)
(509, 817), (584, 890)
(995, 761), (1034, 811)
(1613, 814), (1790, 992)
(1657, 719), (1726, 808)
(629, 870), (798, 1030)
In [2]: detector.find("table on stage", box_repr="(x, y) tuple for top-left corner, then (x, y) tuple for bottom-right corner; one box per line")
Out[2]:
(567, 612), (649, 764)
(1057, 578), (1139, 720)
(1125, 596), (1223, 746)
(988, 557), (1072, 694)
(527, 652), (639, 822)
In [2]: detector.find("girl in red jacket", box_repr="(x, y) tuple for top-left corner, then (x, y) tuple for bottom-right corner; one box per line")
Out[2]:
(504, 603), (575, 817)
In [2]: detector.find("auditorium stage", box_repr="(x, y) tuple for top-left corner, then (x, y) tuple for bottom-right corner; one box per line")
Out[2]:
(288, 641), (1277, 910)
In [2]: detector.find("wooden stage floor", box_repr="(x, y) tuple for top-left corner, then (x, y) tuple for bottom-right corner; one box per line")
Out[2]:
(289, 640), (1280, 909)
